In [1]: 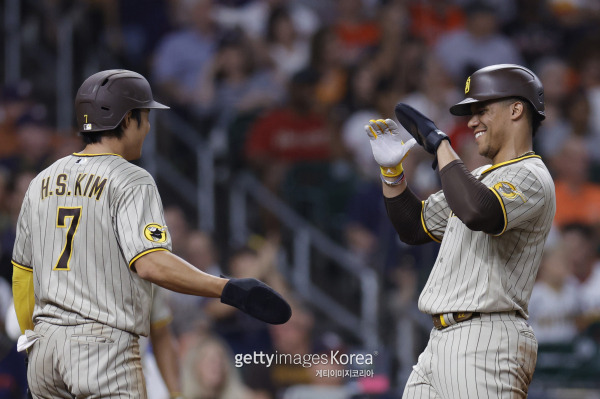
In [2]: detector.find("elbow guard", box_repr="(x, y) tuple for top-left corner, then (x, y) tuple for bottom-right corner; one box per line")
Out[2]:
(440, 161), (504, 234)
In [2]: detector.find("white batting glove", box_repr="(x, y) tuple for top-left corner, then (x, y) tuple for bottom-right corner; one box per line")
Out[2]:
(365, 119), (416, 183)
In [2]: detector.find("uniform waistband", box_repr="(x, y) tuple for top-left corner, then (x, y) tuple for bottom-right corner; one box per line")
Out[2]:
(432, 311), (523, 330)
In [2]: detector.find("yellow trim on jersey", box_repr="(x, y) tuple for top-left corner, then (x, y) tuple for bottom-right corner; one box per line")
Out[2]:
(13, 264), (35, 334)
(421, 201), (442, 243)
(72, 152), (123, 158)
(129, 248), (170, 268)
(11, 260), (33, 272)
(489, 187), (508, 236)
(151, 316), (173, 330)
(481, 155), (541, 175)
(440, 314), (448, 327)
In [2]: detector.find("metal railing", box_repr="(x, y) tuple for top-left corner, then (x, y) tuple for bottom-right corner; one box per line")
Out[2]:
(143, 112), (215, 232)
(4, 0), (21, 84)
(230, 172), (380, 350)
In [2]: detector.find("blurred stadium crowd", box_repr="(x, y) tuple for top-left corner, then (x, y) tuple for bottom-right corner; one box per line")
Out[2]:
(1, 0), (600, 397)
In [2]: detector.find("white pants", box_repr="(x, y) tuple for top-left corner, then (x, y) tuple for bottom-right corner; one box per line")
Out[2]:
(28, 321), (147, 399)
(402, 313), (538, 399)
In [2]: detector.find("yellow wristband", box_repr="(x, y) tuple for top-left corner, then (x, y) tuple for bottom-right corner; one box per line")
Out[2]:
(380, 162), (404, 178)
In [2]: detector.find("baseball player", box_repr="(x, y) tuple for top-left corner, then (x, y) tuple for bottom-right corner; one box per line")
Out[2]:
(11, 69), (291, 399)
(366, 64), (555, 398)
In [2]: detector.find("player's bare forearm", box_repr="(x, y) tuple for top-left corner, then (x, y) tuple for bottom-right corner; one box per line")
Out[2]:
(150, 324), (181, 396)
(134, 251), (227, 297)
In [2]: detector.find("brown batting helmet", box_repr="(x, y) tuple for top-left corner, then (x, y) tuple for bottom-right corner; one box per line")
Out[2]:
(75, 69), (169, 133)
(449, 64), (545, 120)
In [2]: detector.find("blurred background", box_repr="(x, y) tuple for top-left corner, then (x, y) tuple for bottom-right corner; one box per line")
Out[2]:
(1, 0), (600, 398)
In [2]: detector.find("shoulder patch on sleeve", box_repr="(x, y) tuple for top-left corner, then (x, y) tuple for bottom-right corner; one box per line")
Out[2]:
(493, 181), (527, 202)
(144, 224), (168, 243)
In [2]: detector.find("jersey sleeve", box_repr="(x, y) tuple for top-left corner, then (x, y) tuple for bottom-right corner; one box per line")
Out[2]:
(422, 189), (451, 242)
(12, 195), (33, 271)
(488, 165), (547, 235)
(113, 184), (172, 268)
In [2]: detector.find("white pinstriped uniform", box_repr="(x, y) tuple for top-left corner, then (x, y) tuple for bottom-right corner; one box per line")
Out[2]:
(12, 153), (172, 399)
(403, 155), (556, 399)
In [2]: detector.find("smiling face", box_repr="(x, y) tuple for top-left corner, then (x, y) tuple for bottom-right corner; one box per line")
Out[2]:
(468, 100), (515, 162)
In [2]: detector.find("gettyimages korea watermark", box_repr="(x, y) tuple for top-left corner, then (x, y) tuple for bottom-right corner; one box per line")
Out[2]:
(234, 350), (377, 378)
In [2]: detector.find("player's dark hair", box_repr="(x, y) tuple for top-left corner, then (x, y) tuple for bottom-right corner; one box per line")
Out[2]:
(80, 109), (142, 144)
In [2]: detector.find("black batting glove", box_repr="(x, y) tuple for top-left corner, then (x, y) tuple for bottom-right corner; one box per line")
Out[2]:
(221, 277), (292, 324)
(394, 103), (450, 167)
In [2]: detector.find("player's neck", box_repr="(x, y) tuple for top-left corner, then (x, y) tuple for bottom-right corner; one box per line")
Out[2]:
(79, 138), (127, 158)
(492, 129), (532, 164)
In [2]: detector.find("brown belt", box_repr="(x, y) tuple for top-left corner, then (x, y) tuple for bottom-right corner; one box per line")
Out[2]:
(432, 312), (480, 330)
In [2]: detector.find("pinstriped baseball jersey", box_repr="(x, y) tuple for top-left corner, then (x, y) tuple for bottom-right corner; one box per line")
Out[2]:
(11, 152), (172, 337)
(418, 155), (555, 317)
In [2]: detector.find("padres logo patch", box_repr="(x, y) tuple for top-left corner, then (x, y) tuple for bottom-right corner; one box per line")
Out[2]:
(493, 182), (526, 202)
(465, 76), (471, 94)
(144, 223), (167, 243)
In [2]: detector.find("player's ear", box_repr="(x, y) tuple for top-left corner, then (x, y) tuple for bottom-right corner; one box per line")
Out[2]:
(122, 111), (132, 129)
(510, 101), (525, 121)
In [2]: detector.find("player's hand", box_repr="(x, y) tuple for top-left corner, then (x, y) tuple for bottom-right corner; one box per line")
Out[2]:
(394, 103), (450, 155)
(365, 119), (416, 179)
(220, 277), (291, 324)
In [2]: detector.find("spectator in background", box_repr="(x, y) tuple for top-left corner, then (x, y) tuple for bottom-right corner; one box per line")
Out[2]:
(244, 68), (333, 192)
(505, 0), (562, 65)
(265, 6), (311, 81)
(332, 0), (380, 66)
(309, 27), (348, 112)
(206, 243), (287, 356)
(408, 0), (465, 47)
(0, 84), (33, 159)
(166, 230), (221, 341)
(181, 335), (256, 399)
(434, 1), (523, 84)
(561, 223), (600, 333)
(540, 88), (600, 164)
(399, 54), (461, 134)
(454, 0), (518, 25)
(213, 0), (321, 41)
(551, 137), (600, 228)
(152, 0), (219, 107)
(528, 244), (580, 344)
(534, 58), (575, 158)
(163, 205), (191, 256)
(114, 0), (173, 70)
(0, 106), (54, 176)
(195, 28), (285, 133)
(577, 52), (600, 162)
(256, 303), (316, 397)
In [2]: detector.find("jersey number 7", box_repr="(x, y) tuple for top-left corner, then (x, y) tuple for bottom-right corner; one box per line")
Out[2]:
(54, 206), (82, 270)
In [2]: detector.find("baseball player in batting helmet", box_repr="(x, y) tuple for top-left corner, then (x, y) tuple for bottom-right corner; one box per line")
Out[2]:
(365, 64), (555, 398)
(12, 69), (291, 398)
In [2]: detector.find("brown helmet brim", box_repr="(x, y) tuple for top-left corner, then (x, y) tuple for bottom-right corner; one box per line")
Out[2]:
(449, 97), (480, 116)
(147, 100), (170, 110)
